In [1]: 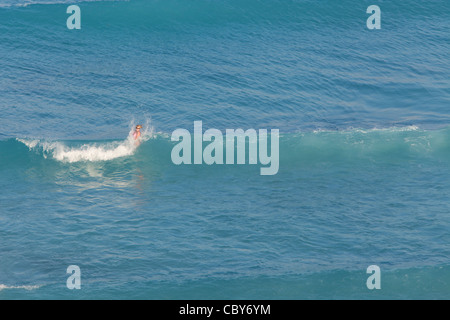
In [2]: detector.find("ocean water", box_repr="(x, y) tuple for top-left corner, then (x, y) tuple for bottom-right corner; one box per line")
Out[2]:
(0, 0), (449, 299)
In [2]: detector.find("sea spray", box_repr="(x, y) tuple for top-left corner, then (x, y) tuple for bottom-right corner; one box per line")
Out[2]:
(15, 123), (154, 163)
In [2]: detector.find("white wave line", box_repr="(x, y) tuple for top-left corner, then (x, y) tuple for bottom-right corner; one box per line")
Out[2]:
(0, 284), (41, 291)
(0, 0), (128, 9)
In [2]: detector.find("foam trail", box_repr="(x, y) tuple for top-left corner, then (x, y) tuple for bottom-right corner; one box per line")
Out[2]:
(51, 139), (137, 162)
(0, 0), (127, 8)
(0, 284), (41, 291)
(17, 122), (153, 163)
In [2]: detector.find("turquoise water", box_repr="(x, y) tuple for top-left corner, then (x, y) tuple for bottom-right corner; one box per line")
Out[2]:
(1, 0), (449, 299)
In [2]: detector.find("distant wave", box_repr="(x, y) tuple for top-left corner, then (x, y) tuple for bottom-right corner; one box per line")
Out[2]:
(2, 126), (449, 168)
(312, 125), (421, 134)
(283, 126), (450, 165)
(0, 0), (127, 8)
(0, 284), (41, 291)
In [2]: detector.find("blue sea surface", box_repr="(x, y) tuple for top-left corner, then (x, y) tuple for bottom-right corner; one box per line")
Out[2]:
(0, 0), (449, 299)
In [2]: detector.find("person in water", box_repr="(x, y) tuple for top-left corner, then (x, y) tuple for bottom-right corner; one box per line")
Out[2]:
(133, 125), (142, 140)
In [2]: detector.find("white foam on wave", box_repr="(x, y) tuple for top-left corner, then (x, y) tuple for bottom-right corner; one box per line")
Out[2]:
(51, 139), (137, 162)
(0, 284), (41, 291)
(0, 0), (127, 9)
(17, 138), (40, 149)
(312, 125), (420, 134)
(17, 123), (153, 163)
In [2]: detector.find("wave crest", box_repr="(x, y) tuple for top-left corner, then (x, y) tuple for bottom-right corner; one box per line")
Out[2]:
(0, 284), (41, 291)
(17, 124), (153, 163)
